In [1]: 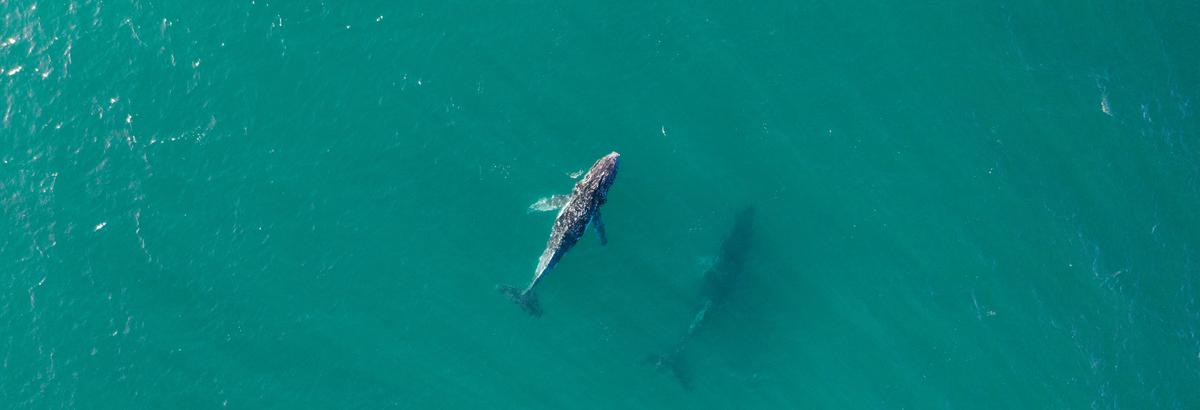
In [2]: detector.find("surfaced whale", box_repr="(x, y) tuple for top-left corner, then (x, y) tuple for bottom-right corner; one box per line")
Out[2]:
(498, 151), (621, 317)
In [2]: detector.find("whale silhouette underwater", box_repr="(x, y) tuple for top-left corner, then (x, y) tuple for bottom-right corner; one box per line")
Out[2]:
(645, 206), (756, 389)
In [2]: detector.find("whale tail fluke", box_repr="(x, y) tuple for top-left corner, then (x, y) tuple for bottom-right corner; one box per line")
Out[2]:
(497, 284), (542, 317)
(643, 349), (692, 390)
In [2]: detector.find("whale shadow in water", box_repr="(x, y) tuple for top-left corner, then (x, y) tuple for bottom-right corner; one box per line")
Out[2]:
(645, 206), (756, 390)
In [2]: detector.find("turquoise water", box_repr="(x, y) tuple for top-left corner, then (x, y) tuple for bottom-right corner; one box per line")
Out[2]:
(3, 1), (1199, 408)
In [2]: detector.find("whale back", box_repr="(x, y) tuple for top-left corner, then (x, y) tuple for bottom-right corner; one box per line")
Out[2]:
(529, 153), (621, 287)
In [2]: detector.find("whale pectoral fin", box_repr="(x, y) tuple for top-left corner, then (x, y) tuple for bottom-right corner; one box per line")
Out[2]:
(591, 211), (608, 245)
(528, 194), (570, 213)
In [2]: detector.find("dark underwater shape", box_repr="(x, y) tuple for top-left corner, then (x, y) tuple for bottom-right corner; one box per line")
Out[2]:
(498, 152), (620, 317)
(648, 206), (755, 389)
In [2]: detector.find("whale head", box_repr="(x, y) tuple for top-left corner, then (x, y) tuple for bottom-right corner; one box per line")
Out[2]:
(584, 151), (620, 201)
(594, 151), (620, 182)
(599, 151), (620, 171)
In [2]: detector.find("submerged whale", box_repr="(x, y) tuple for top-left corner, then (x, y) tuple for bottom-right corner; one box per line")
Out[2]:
(646, 206), (755, 389)
(498, 151), (621, 317)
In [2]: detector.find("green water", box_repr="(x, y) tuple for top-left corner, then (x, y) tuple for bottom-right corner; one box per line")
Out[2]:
(3, 0), (1199, 408)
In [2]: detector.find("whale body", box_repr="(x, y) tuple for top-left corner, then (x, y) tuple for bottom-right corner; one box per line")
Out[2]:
(498, 152), (620, 317)
(646, 206), (755, 389)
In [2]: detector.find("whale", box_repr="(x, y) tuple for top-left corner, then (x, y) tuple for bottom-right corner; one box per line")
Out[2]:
(498, 151), (621, 317)
(646, 206), (755, 389)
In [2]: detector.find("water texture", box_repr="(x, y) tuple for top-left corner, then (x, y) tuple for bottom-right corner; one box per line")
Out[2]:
(2, 1), (1198, 408)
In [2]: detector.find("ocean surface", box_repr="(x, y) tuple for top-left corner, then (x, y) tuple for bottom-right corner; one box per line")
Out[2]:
(2, 1), (1198, 408)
